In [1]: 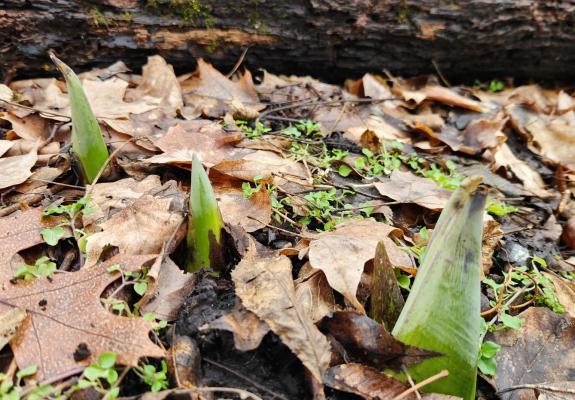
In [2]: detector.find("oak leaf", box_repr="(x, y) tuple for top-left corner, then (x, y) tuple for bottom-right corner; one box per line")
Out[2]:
(2, 254), (164, 381)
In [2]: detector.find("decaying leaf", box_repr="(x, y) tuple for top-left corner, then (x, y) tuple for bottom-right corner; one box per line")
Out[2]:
(370, 241), (405, 330)
(145, 123), (248, 167)
(215, 185), (272, 232)
(140, 257), (196, 321)
(323, 363), (411, 399)
(3, 254), (164, 380)
(86, 181), (186, 267)
(201, 304), (270, 351)
(0, 308), (27, 352)
(232, 248), (331, 381)
(493, 307), (575, 400)
(374, 170), (452, 211)
(319, 311), (438, 371)
(0, 209), (47, 280)
(294, 263), (336, 323)
(0, 146), (38, 189)
(543, 273), (575, 319)
(308, 219), (413, 312)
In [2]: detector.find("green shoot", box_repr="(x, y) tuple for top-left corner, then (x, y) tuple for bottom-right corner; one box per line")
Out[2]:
(186, 154), (225, 273)
(477, 341), (501, 376)
(75, 352), (120, 400)
(392, 177), (486, 399)
(49, 53), (109, 183)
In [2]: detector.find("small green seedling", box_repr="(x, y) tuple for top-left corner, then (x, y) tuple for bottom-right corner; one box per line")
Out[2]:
(392, 177), (486, 400)
(135, 361), (169, 392)
(76, 352), (120, 400)
(486, 198), (518, 216)
(50, 53), (109, 183)
(13, 256), (57, 281)
(186, 154), (225, 273)
(477, 341), (501, 376)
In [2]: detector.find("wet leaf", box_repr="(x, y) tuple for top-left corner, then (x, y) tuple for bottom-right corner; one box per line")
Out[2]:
(493, 307), (575, 400)
(323, 363), (410, 399)
(319, 311), (438, 371)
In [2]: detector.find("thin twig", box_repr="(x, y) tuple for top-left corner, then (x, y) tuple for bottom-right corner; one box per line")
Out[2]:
(392, 370), (449, 400)
(226, 47), (250, 78)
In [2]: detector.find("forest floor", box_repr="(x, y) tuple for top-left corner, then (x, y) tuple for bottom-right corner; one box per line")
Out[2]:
(0, 56), (574, 400)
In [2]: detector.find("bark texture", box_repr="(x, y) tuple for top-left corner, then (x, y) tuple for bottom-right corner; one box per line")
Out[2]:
(2, 0), (575, 82)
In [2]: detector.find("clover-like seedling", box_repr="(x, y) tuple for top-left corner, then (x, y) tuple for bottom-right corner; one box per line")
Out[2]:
(186, 154), (225, 273)
(50, 53), (109, 183)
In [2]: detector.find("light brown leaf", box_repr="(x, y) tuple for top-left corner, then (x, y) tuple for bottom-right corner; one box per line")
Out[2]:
(0, 308), (27, 352)
(145, 123), (248, 167)
(3, 254), (164, 381)
(85, 181), (186, 267)
(215, 185), (272, 232)
(374, 170), (452, 211)
(0, 140), (14, 157)
(492, 143), (553, 198)
(0, 146), (38, 189)
(308, 219), (413, 312)
(125, 55), (183, 115)
(0, 113), (48, 141)
(231, 249), (331, 381)
(402, 85), (486, 113)
(202, 304), (270, 351)
(84, 175), (162, 226)
(323, 363), (411, 399)
(181, 59), (261, 117)
(294, 263), (336, 323)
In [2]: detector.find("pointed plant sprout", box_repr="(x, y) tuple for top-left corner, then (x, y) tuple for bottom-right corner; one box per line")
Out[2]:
(186, 154), (225, 273)
(392, 176), (486, 400)
(50, 52), (109, 183)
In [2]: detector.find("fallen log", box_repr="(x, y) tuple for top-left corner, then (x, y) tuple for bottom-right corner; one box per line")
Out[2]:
(2, 0), (575, 81)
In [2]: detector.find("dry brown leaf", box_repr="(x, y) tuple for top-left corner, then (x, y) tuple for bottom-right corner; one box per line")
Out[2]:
(319, 311), (438, 371)
(374, 170), (452, 211)
(231, 249), (331, 381)
(0, 308), (27, 352)
(201, 304), (270, 351)
(507, 104), (575, 167)
(0, 146), (38, 189)
(433, 114), (507, 155)
(0, 140), (13, 157)
(402, 85), (486, 113)
(0, 84), (13, 102)
(85, 181), (186, 267)
(215, 185), (272, 232)
(3, 254), (164, 381)
(83, 77), (158, 119)
(140, 257), (196, 321)
(0, 209), (47, 280)
(213, 150), (309, 186)
(0, 113), (47, 141)
(84, 175), (162, 226)
(181, 59), (261, 117)
(323, 363), (411, 399)
(308, 220), (412, 312)
(125, 55), (183, 115)
(493, 307), (575, 400)
(145, 123), (248, 167)
(492, 143), (553, 198)
(294, 263), (336, 323)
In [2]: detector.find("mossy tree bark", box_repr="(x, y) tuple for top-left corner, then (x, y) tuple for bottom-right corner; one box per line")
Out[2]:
(2, 0), (575, 82)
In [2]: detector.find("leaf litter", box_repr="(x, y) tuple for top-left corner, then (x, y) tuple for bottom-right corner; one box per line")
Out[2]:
(0, 54), (573, 400)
